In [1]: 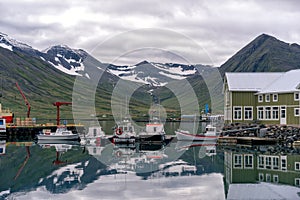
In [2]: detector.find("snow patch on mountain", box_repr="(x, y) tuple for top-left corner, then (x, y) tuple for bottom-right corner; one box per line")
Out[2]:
(0, 32), (33, 51)
(108, 69), (132, 76)
(47, 60), (81, 76)
(42, 45), (87, 76)
(158, 71), (186, 80)
(0, 43), (12, 51)
(153, 63), (197, 76)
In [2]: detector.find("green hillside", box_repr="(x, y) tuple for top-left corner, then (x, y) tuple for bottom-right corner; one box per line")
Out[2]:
(220, 34), (300, 74)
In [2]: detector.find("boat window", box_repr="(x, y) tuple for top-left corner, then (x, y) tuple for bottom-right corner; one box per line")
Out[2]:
(0, 120), (3, 125)
(154, 127), (157, 132)
(93, 128), (97, 137)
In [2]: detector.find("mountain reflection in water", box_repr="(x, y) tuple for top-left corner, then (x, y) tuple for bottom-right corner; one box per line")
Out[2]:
(1, 137), (300, 199)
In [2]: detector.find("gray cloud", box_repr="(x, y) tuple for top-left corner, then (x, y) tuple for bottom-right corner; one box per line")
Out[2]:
(0, 0), (299, 66)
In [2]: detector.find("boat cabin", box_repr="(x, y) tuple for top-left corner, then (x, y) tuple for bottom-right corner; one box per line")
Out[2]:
(0, 118), (6, 133)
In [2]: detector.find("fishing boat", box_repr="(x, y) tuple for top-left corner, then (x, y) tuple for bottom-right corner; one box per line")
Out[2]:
(175, 124), (218, 141)
(37, 126), (80, 141)
(0, 103), (13, 124)
(139, 116), (166, 142)
(112, 117), (136, 144)
(81, 126), (106, 145)
(0, 118), (6, 133)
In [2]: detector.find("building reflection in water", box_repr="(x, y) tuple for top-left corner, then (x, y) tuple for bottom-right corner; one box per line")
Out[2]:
(223, 145), (300, 199)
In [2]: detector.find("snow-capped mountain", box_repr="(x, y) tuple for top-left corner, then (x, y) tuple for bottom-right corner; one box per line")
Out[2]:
(41, 45), (88, 76)
(0, 32), (33, 51)
(0, 32), (89, 76)
(0, 32), (211, 86)
(107, 60), (198, 86)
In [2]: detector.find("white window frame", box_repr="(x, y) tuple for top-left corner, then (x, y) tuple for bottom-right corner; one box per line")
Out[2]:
(281, 156), (287, 171)
(266, 156), (272, 169)
(295, 162), (300, 171)
(273, 175), (279, 183)
(244, 106), (253, 120)
(244, 154), (253, 169)
(265, 94), (270, 102)
(295, 108), (300, 117)
(259, 173), (264, 181)
(265, 107), (272, 120)
(233, 106), (242, 120)
(272, 106), (279, 120)
(273, 157), (279, 170)
(295, 92), (299, 101)
(266, 174), (271, 182)
(258, 95), (263, 103)
(273, 94), (278, 102)
(295, 178), (300, 186)
(258, 156), (265, 169)
(234, 154), (243, 168)
(257, 107), (264, 120)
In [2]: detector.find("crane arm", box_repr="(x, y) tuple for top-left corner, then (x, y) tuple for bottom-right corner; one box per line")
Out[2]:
(16, 82), (31, 118)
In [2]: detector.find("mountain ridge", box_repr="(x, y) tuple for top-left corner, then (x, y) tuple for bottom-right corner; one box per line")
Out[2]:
(220, 33), (300, 73)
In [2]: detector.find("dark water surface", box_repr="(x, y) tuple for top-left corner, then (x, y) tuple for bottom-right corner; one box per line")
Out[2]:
(1, 122), (300, 199)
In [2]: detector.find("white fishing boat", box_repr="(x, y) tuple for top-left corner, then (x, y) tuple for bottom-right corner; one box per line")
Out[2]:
(37, 126), (80, 141)
(139, 116), (166, 142)
(113, 117), (136, 144)
(175, 124), (218, 141)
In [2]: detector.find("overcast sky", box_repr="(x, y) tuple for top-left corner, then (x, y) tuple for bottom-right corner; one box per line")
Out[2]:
(1, 0), (300, 66)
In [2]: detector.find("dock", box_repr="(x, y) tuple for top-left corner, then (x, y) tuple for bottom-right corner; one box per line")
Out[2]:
(3, 124), (85, 141)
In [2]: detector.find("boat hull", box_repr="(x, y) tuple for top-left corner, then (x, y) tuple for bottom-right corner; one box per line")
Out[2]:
(113, 137), (135, 144)
(138, 134), (165, 143)
(37, 134), (79, 141)
(175, 130), (217, 141)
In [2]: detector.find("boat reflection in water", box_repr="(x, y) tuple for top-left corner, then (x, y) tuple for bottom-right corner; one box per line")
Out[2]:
(1, 138), (226, 199)
(37, 141), (80, 165)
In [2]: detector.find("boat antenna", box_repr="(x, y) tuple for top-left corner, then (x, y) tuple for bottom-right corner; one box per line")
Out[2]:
(0, 72), (3, 101)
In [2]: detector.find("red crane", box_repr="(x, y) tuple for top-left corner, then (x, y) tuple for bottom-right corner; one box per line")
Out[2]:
(53, 102), (72, 125)
(15, 82), (31, 118)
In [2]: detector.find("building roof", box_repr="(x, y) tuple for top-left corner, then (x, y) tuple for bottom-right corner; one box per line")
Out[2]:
(257, 69), (300, 94)
(225, 72), (283, 92)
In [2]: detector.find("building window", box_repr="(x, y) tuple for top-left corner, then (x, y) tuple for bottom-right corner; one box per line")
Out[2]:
(265, 107), (272, 119)
(295, 108), (300, 117)
(244, 154), (253, 168)
(233, 107), (242, 120)
(258, 156), (265, 169)
(273, 94), (278, 102)
(266, 174), (271, 182)
(266, 156), (272, 169)
(273, 157), (279, 170)
(295, 178), (300, 186)
(258, 95), (263, 102)
(244, 107), (253, 120)
(295, 92), (300, 101)
(272, 107), (279, 119)
(234, 154), (243, 168)
(265, 94), (270, 102)
(273, 175), (279, 183)
(258, 107), (264, 120)
(259, 173), (264, 181)
(281, 156), (287, 171)
(295, 162), (300, 171)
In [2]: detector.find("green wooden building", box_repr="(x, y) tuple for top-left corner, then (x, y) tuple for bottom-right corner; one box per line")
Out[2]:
(224, 70), (300, 126)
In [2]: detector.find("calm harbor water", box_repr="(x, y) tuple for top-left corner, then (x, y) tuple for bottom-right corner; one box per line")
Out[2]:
(1, 122), (300, 199)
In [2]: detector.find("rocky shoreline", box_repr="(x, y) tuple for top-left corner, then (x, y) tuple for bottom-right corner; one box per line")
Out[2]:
(221, 123), (300, 147)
